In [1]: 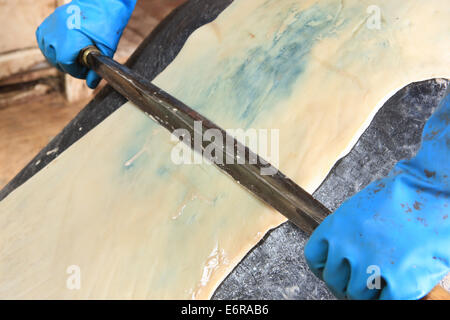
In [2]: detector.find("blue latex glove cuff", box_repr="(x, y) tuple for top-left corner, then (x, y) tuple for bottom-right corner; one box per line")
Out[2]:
(36, 0), (137, 88)
(305, 91), (450, 300)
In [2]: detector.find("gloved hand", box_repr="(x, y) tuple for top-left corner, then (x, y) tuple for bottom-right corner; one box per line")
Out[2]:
(36, 0), (137, 89)
(305, 91), (450, 300)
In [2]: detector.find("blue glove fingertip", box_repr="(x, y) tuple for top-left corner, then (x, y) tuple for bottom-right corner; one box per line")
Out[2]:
(86, 70), (101, 89)
(304, 235), (329, 278)
(44, 44), (57, 65)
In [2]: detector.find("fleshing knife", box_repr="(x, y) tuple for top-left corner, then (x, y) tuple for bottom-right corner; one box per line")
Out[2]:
(78, 46), (448, 300)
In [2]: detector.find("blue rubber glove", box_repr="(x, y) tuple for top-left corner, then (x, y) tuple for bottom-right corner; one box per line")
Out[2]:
(36, 0), (137, 89)
(305, 91), (450, 300)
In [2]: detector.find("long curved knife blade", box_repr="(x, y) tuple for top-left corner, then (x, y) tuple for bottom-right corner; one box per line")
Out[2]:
(80, 46), (330, 234)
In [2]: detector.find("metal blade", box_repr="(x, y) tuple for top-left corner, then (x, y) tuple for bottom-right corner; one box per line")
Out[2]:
(80, 46), (330, 234)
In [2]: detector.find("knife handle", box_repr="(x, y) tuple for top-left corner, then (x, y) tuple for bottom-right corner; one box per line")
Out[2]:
(79, 46), (102, 68)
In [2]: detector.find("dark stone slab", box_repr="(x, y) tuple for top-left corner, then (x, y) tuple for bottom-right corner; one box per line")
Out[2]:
(1, 0), (448, 300)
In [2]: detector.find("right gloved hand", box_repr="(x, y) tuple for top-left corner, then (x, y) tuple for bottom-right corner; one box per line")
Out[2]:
(36, 0), (137, 89)
(304, 90), (450, 299)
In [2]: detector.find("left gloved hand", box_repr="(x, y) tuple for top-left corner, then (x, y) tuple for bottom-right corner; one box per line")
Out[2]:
(36, 0), (136, 89)
(304, 91), (450, 300)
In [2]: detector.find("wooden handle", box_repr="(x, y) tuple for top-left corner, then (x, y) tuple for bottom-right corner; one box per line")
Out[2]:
(422, 285), (450, 300)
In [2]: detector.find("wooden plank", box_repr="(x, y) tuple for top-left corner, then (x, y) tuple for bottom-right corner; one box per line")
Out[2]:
(63, 76), (94, 102)
(0, 92), (87, 189)
(0, 48), (47, 79)
(0, 66), (57, 87)
(0, 0), (56, 54)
